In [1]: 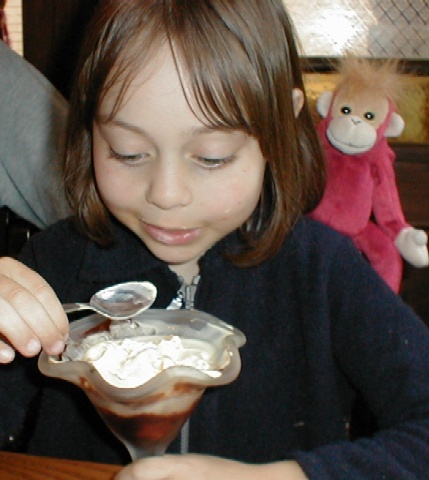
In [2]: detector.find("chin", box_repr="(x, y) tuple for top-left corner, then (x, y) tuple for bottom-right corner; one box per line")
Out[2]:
(147, 245), (198, 265)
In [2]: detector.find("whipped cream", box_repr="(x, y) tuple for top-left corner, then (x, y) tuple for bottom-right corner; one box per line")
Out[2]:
(67, 333), (222, 388)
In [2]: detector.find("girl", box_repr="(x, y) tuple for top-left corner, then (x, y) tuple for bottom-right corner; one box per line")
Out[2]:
(1, 1), (429, 479)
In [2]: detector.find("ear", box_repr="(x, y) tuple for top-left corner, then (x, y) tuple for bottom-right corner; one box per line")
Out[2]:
(384, 112), (405, 137)
(292, 88), (304, 118)
(316, 91), (333, 118)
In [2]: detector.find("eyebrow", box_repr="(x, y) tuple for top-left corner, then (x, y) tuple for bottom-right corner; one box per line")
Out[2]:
(97, 115), (147, 135)
(97, 115), (235, 138)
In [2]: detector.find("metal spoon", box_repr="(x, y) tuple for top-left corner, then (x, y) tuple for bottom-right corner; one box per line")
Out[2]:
(62, 281), (157, 320)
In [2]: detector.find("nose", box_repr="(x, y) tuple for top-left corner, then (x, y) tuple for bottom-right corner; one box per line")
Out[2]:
(145, 158), (192, 210)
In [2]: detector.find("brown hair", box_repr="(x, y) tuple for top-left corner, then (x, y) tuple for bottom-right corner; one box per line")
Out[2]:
(63, 0), (325, 266)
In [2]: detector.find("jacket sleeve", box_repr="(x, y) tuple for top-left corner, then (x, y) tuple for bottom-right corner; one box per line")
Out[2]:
(295, 236), (429, 479)
(0, 241), (43, 450)
(0, 357), (41, 450)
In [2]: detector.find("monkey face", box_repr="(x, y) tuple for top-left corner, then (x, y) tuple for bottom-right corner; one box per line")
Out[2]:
(326, 92), (390, 155)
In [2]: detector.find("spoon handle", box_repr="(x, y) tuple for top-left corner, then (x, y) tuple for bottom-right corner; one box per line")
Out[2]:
(62, 303), (91, 314)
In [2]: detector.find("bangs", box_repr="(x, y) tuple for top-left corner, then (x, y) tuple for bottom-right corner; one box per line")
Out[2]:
(91, 0), (282, 138)
(165, 2), (270, 136)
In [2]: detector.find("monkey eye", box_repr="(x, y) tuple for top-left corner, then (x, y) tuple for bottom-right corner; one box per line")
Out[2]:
(364, 111), (375, 120)
(341, 106), (352, 115)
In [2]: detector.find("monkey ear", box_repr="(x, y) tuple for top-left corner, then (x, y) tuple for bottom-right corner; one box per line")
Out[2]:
(292, 88), (304, 118)
(384, 112), (405, 138)
(316, 91), (333, 118)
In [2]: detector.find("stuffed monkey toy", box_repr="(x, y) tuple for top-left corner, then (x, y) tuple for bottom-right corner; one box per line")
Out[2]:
(310, 57), (428, 292)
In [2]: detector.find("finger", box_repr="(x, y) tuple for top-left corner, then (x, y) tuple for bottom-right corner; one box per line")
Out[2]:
(0, 289), (66, 357)
(115, 460), (147, 480)
(0, 305), (38, 359)
(0, 337), (15, 364)
(0, 258), (68, 355)
(0, 257), (68, 335)
(115, 456), (171, 480)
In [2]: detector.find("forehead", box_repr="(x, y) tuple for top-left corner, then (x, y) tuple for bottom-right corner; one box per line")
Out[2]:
(98, 45), (188, 113)
(97, 46), (216, 137)
(335, 87), (389, 112)
(96, 22), (257, 135)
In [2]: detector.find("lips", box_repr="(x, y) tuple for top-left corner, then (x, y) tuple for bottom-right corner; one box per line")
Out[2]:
(142, 222), (201, 246)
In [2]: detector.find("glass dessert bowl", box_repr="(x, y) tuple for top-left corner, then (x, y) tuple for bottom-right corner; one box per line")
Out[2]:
(38, 309), (246, 460)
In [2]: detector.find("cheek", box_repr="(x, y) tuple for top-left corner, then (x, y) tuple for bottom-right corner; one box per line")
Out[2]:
(202, 167), (263, 222)
(94, 161), (132, 208)
(92, 133), (131, 206)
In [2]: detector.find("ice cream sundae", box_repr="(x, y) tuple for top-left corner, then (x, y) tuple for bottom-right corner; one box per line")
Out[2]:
(38, 309), (246, 459)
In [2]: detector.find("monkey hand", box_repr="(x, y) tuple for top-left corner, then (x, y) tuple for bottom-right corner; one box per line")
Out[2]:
(394, 227), (429, 267)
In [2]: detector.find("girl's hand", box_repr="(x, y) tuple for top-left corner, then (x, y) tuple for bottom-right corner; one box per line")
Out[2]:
(115, 454), (308, 480)
(0, 257), (68, 363)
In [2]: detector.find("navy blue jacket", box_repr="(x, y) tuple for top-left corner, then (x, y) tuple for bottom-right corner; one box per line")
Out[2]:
(2, 216), (429, 479)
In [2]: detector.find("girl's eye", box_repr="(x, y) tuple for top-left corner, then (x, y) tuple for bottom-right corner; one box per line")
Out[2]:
(109, 148), (146, 163)
(194, 155), (236, 168)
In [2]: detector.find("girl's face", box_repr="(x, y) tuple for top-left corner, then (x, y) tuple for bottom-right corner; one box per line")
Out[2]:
(93, 48), (266, 281)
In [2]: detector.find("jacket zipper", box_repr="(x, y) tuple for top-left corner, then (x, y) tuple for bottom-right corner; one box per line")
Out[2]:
(167, 275), (200, 310)
(182, 275), (200, 309)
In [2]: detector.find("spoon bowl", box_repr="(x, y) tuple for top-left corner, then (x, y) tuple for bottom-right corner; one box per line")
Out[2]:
(62, 281), (157, 320)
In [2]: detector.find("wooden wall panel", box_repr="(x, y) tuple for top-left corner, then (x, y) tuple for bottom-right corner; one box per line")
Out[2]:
(393, 144), (429, 324)
(394, 144), (429, 230)
(22, 0), (98, 98)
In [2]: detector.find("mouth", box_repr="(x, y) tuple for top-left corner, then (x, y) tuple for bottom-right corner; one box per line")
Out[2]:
(141, 222), (201, 246)
(327, 130), (374, 153)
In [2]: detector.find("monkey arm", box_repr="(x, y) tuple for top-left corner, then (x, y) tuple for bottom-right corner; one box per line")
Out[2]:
(371, 144), (429, 266)
(370, 144), (408, 239)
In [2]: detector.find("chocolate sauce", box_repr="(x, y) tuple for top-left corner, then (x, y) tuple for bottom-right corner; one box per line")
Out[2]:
(97, 400), (199, 449)
(83, 318), (112, 336)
